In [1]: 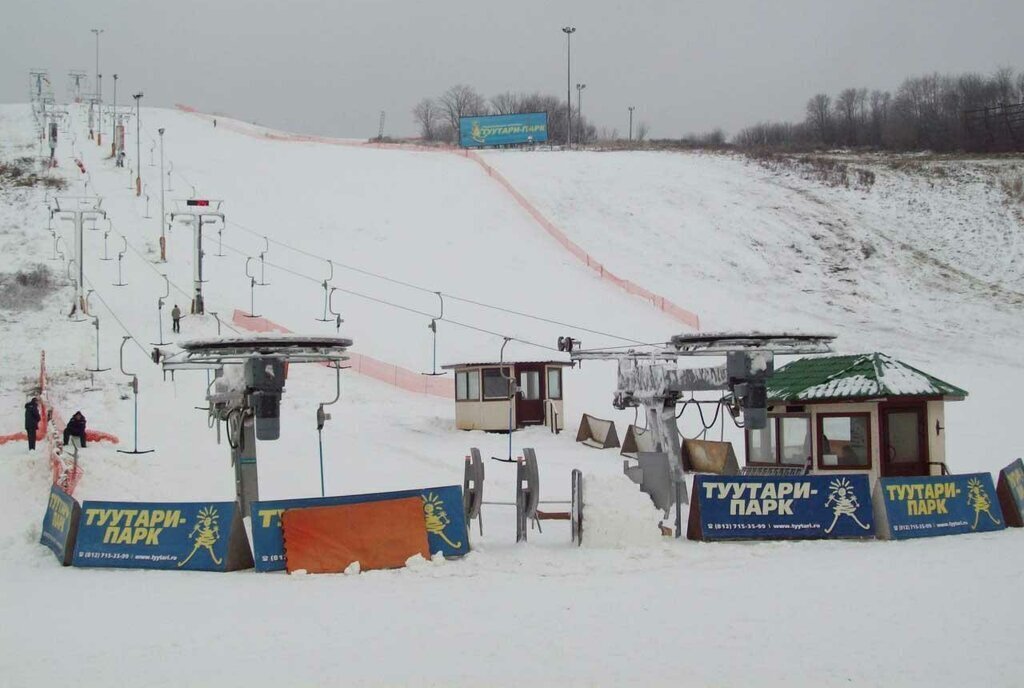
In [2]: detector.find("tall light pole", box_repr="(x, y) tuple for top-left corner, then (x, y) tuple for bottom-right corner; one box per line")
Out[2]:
(561, 26), (575, 150)
(91, 28), (103, 144)
(111, 74), (118, 157)
(133, 92), (143, 196)
(628, 106), (635, 142)
(576, 83), (586, 146)
(158, 128), (166, 261)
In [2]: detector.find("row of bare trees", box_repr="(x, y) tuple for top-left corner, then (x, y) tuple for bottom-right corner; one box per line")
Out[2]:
(735, 67), (1024, 151)
(413, 84), (598, 145)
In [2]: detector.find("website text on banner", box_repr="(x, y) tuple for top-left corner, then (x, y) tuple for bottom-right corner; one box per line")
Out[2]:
(688, 474), (874, 541)
(459, 113), (548, 148)
(873, 473), (1006, 540)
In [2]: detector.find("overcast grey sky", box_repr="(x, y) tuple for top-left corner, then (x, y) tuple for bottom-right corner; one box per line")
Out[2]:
(3, 0), (1022, 139)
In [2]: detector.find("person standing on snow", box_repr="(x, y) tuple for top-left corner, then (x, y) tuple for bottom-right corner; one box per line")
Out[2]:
(24, 397), (41, 450)
(63, 411), (87, 448)
(171, 304), (182, 333)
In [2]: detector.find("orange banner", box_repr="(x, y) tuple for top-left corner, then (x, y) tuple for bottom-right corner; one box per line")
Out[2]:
(282, 497), (430, 574)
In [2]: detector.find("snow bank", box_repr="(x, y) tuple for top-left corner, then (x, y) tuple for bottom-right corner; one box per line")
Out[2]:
(581, 473), (666, 548)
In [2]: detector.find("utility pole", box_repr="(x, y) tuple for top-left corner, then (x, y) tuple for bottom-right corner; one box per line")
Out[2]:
(133, 92), (143, 196)
(562, 26), (576, 150)
(576, 83), (586, 146)
(52, 197), (106, 315)
(158, 128), (166, 261)
(111, 74), (118, 157)
(628, 106), (635, 142)
(170, 199), (225, 315)
(91, 28), (103, 144)
(68, 71), (86, 103)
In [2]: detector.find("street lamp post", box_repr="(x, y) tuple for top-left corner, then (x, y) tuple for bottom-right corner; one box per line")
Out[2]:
(561, 26), (576, 150)
(628, 106), (635, 142)
(158, 128), (166, 261)
(111, 74), (118, 157)
(133, 92), (143, 196)
(576, 83), (586, 146)
(91, 28), (103, 144)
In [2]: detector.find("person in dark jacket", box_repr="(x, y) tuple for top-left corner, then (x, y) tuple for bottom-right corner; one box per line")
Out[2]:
(63, 411), (87, 448)
(24, 398), (41, 450)
(171, 304), (182, 333)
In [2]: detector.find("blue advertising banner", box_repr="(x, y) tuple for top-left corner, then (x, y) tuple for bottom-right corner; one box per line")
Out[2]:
(72, 500), (253, 571)
(687, 474), (874, 541)
(874, 473), (1006, 539)
(40, 485), (80, 566)
(997, 459), (1024, 527)
(459, 112), (548, 148)
(251, 485), (468, 571)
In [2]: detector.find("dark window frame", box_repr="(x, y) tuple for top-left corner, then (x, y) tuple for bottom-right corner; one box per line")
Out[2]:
(481, 367), (513, 401)
(816, 412), (873, 471)
(745, 414), (811, 467)
(455, 369), (481, 402)
(546, 367), (563, 401)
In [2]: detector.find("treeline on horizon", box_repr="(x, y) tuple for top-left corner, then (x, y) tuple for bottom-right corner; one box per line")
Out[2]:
(734, 67), (1024, 152)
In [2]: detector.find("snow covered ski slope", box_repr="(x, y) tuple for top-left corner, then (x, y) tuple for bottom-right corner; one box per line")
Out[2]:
(2, 102), (1024, 687)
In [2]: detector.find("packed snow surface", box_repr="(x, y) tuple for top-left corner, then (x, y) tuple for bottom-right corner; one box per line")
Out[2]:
(1, 103), (1023, 686)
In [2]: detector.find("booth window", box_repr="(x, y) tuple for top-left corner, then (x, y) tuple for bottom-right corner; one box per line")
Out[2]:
(547, 368), (562, 400)
(818, 413), (871, 469)
(746, 415), (810, 466)
(455, 370), (480, 401)
(519, 371), (540, 400)
(482, 367), (512, 400)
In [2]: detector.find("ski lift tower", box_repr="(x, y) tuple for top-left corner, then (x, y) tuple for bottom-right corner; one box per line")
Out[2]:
(50, 196), (106, 315)
(162, 335), (353, 514)
(169, 199), (224, 314)
(571, 332), (835, 537)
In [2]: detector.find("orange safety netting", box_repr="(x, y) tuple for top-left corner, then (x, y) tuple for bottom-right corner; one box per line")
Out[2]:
(176, 105), (700, 330)
(231, 311), (452, 398)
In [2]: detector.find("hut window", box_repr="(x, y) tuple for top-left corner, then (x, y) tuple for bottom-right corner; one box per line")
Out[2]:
(482, 367), (512, 400)
(456, 370), (480, 401)
(746, 415), (809, 466)
(818, 414), (871, 469)
(520, 371), (540, 400)
(547, 368), (562, 400)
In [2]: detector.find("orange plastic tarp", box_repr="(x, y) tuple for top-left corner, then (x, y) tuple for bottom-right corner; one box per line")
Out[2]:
(282, 497), (430, 574)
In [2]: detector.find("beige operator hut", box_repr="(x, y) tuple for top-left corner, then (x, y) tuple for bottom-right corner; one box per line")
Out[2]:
(744, 353), (967, 480)
(442, 361), (572, 432)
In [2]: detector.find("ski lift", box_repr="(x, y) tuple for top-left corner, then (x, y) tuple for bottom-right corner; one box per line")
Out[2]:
(243, 256), (261, 318)
(99, 228), (112, 261)
(316, 260), (334, 323)
(490, 337), (519, 464)
(112, 235), (128, 287)
(151, 274), (170, 346)
(117, 335), (155, 455)
(423, 291), (446, 376)
(85, 291), (110, 374)
(328, 287), (344, 333)
(257, 236), (270, 286)
(316, 361), (343, 497)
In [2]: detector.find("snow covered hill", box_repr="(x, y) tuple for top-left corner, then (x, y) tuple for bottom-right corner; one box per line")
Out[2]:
(2, 103), (1023, 687)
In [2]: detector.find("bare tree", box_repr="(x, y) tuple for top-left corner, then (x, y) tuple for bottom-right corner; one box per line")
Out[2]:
(805, 93), (832, 144)
(412, 98), (442, 141)
(490, 91), (521, 115)
(438, 85), (488, 143)
(636, 121), (650, 142)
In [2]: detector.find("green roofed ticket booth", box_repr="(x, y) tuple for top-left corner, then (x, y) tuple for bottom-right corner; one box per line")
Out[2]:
(442, 361), (572, 432)
(744, 353), (967, 480)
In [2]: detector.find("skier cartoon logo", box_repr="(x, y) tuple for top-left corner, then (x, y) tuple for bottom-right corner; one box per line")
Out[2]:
(966, 477), (1001, 530)
(178, 505), (223, 567)
(471, 121), (485, 144)
(422, 493), (462, 549)
(824, 477), (871, 534)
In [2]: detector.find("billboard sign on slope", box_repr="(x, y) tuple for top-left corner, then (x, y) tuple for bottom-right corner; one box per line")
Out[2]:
(873, 474), (1005, 539)
(40, 485), (80, 566)
(996, 459), (1024, 527)
(459, 113), (548, 148)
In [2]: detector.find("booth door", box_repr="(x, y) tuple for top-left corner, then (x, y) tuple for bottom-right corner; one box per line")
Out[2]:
(880, 405), (929, 477)
(516, 365), (545, 426)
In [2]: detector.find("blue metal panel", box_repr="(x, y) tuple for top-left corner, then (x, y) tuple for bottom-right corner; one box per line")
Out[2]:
(877, 473), (1005, 539)
(73, 500), (241, 571)
(250, 485), (469, 571)
(459, 113), (548, 148)
(40, 485), (80, 566)
(690, 474), (874, 540)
